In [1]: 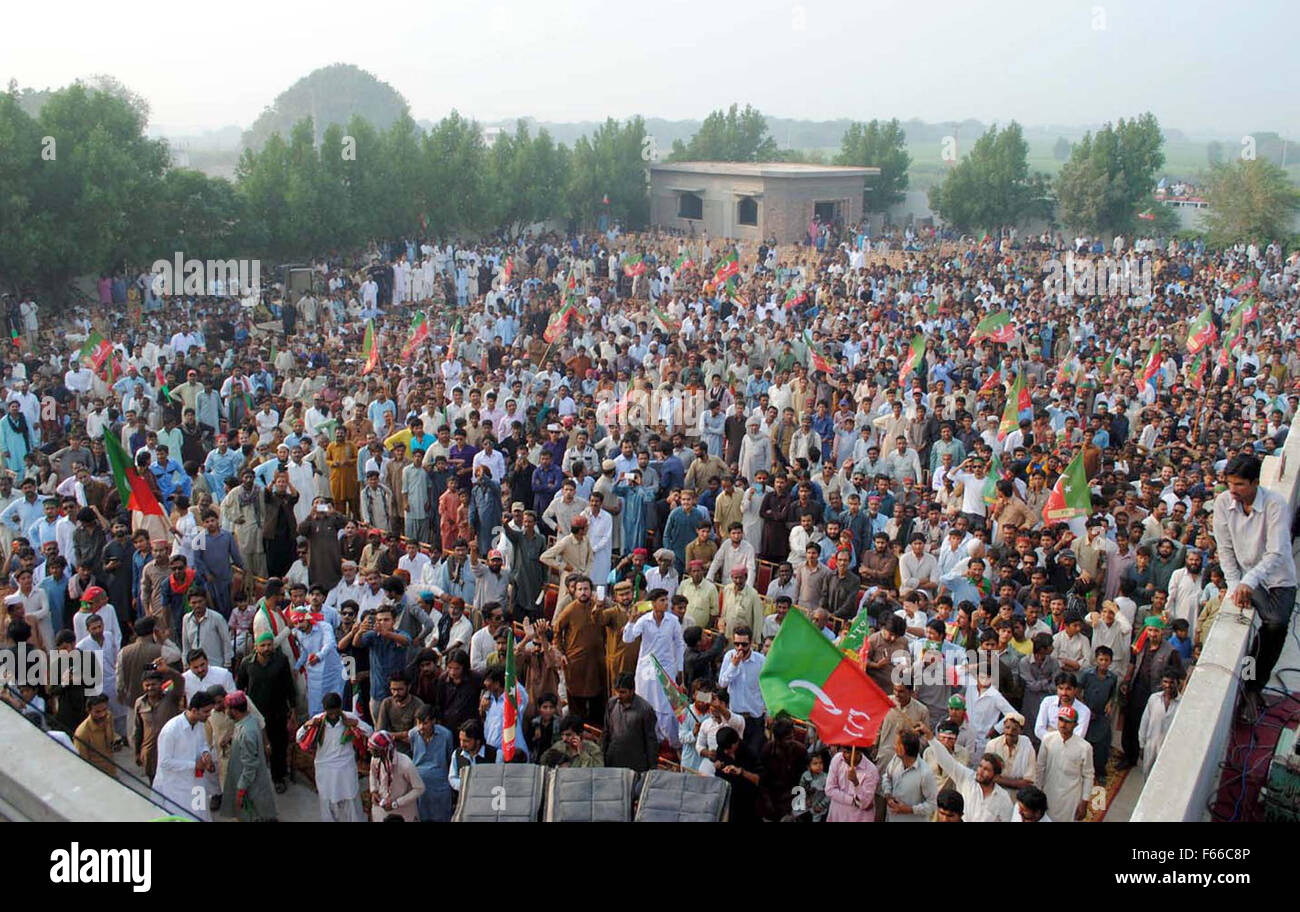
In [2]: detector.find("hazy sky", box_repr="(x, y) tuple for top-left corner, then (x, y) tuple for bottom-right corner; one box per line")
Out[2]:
(6, 0), (1295, 138)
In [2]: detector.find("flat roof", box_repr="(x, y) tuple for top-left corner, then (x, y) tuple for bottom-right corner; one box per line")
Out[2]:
(650, 161), (879, 178)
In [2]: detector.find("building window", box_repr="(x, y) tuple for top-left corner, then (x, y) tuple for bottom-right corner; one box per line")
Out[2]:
(737, 197), (758, 226)
(677, 193), (703, 220)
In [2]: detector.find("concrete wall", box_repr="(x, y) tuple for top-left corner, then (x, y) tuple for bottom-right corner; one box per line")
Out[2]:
(650, 172), (864, 244)
(0, 701), (173, 821)
(1130, 425), (1300, 821)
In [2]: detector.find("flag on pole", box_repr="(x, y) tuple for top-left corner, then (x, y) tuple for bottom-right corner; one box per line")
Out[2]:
(759, 608), (893, 747)
(103, 428), (165, 518)
(1185, 305), (1216, 355)
(502, 630), (519, 761)
(836, 612), (872, 662)
(982, 452), (1004, 506)
(401, 311), (430, 358)
(652, 306), (680, 335)
(671, 253), (694, 275)
(361, 319), (379, 375)
(651, 655), (690, 723)
(1042, 451), (1091, 524)
(543, 301), (576, 344)
(622, 253), (646, 277)
(1229, 275), (1256, 298)
(1140, 339), (1162, 388)
(978, 369), (1002, 396)
(970, 310), (1013, 344)
(783, 284), (807, 310)
(1188, 350), (1207, 391)
(503, 257), (514, 285)
(998, 373), (1024, 441)
(78, 331), (112, 369)
(1099, 350), (1117, 381)
(803, 330), (833, 375)
(899, 334), (925, 381)
(713, 249), (739, 285)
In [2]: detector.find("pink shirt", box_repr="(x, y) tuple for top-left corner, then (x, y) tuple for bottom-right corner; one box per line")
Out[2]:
(826, 751), (879, 822)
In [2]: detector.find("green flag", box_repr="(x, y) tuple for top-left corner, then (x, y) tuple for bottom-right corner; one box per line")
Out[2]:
(1042, 451), (1091, 524)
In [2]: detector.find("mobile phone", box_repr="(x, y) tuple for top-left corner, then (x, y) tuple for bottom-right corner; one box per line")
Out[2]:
(596, 585), (606, 602)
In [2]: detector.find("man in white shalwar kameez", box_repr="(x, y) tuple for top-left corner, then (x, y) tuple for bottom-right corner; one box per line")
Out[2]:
(153, 691), (217, 821)
(1138, 671), (1182, 776)
(583, 496), (614, 584)
(1035, 704), (1094, 822)
(621, 590), (684, 743)
(295, 692), (372, 822)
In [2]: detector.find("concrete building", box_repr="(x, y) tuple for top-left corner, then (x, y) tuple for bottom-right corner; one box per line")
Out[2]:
(649, 161), (878, 244)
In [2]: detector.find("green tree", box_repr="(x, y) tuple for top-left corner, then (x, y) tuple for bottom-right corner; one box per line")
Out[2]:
(1054, 113), (1165, 235)
(423, 111), (490, 234)
(927, 122), (1047, 232)
(1053, 137), (1072, 162)
(1206, 140), (1224, 167)
(1203, 158), (1300, 245)
(669, 104), (779, 162)
(567, 117), (649, 228)
(242, 63), (410, 151)
(834, 118), (911, 211)
(153, 169), (245, 259)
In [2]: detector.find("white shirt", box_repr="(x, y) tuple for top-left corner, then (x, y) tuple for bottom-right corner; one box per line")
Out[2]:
(296, 712), (373, 801)
(717, 649), (766, 716)
(153, 712), (212, 820)
(1212, 487), (1297, 592)
(1033, 696), (1092, 742)
(182, 664), (236, 702)
(926, 734), (1014, 821)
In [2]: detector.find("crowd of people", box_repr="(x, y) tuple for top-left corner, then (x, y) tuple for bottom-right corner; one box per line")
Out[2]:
(0, 221), (1295, 823)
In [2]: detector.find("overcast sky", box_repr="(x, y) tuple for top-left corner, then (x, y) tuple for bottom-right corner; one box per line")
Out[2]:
(6, 0), (1294, 138)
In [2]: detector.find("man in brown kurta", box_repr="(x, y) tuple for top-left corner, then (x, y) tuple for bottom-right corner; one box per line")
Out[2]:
(139, 541), (174, 636)
(597, 580), (640, 693)
(553, 576), (605, 724)
(132, 665), (186, 778)
(297, 504), (348, 593)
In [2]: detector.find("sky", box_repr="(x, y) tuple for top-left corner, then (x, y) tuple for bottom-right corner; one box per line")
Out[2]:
(6, 0), (1295, 138)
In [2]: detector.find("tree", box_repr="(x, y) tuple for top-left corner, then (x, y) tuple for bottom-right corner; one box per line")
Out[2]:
(1203, 158), (1300, 246)
(1053, 137), (1072, 162)
(927, 122), (1047, 232)
(423, 111), (490, 234)
(566, 117), (650, 228)
(669, 104), (780, 162)
(242, 63), (410, 151)
(1206, 140), (1224, 167)
(834, 119), (911, 211)
(1054, 113), (1165, 235)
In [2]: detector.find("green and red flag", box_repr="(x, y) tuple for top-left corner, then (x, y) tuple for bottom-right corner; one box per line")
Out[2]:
(652, 655), (690, 724)
(1042, 450), (1091, 524)
(899, 334), (925, 381)
(103, 427), (165, 518)
(671, 252), (694, 275)
(401, 311), (430, 358)
(713, 249), (739, 285)
(1188, 350), (1207, 391)
(1140, 339), (1162, 388)
(759, 608), (893, 747)
(1229, 275), (1256, 298)
(502, 630), (519, 761)
(983, 452), (1004, 506)
(543, 300), (576, 344)
(503, 256), (514, 285)
(1099, 350), (1117, 381)
(79, 331), (112, 369)
(9, 327), (20, 349)
(803, 329), (834, 375)
(622, 253), (646, 277)
(970, 310), (1013, 344)
(836, 611), (872, 663)
(783, 284), (807, 310)
(1185, 305), (1216, 355)
(99, 352), (121, 386)
(997, 373), (1024, 441)
(361, 319), (379, 375)
(652, 306), (680, 335)
(978, 369), (1002, 396)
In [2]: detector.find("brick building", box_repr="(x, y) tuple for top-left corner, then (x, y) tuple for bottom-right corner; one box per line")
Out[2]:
(648, 161), (877, 244)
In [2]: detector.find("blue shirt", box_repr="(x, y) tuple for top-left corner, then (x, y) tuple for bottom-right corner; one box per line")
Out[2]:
(483, 686), (530, 757)
(357, 628), (412, 700)
(40, 575), (69, 633)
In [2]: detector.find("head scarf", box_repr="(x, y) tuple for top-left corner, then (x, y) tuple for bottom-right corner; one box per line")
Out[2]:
(369, 730), (395, 793)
